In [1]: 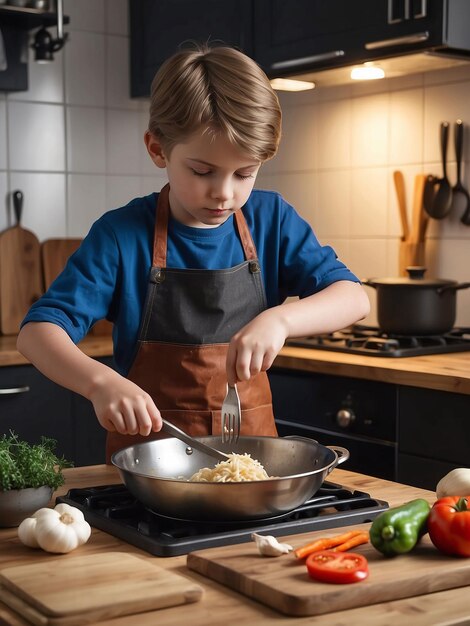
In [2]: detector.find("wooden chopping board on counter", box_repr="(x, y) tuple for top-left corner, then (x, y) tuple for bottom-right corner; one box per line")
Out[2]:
(187, 523), (470, 617)
(0, 191), (43, 335)
(0, 552), (204, 626)
(41, 238), (112, 336)
(41, 238), (82, 290)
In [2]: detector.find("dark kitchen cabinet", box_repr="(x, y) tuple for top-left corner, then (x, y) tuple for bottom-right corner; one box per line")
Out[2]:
(253, 0), (466, 78)
(397, 385), (470, 489)
(129, 0), (253, 97)
(0, 364), (74, 459)
(0, 356), (113, 467)
(269, 366), (470, 490)
(268, 369), (397, 481)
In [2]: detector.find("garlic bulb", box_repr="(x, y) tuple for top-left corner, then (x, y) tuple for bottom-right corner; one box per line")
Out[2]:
(436, 468), (470, 499)
(251, 532), (293, 556)
(18, 503), (91, 554)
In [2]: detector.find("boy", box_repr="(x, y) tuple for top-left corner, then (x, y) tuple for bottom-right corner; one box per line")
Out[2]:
(17, 44), (369, 461)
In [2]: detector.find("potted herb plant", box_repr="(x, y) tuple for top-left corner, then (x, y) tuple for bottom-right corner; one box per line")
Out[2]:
(0, 432), (72, 527)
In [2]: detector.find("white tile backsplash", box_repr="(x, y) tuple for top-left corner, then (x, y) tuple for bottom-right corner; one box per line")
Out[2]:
(106, 109), (142, 175)
(106, 0), (129, 36)
(8, 102), (65, 172)
(67, 174), (106, 236)
(66, 106), (106, 174)
(106, 35), (139, 110)
(106, 175), (141, 210)
(351, 168), (389, 237)
(64, 0), (106, 33)
(65, 31), (106, 106)
(317, 99), (351, 170)
(351, 93), (389, 167)
(0, 99), (6, 170)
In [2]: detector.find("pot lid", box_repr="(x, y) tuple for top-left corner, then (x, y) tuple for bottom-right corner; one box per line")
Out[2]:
(365, 267), (456, 287)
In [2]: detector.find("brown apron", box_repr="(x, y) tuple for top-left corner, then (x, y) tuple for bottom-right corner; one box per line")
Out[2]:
(106, 184), (277, 461)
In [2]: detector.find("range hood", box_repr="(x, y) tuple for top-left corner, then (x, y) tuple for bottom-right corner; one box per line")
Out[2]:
(259, 0), (470, 88)
(291, 51), (470, 87)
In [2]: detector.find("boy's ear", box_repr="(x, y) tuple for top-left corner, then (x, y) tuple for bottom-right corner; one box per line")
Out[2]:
(144, 131), (167, 168)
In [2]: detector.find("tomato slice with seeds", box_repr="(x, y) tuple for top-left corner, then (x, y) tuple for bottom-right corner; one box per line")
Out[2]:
(306, 550), (369, 584)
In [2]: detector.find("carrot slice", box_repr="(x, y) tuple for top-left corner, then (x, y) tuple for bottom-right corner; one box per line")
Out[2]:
(332, 532), (369, 552)
(294, 530), (365, 559)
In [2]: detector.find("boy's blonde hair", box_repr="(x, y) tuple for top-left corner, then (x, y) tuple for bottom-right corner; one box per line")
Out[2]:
(148, 43), (281, 162)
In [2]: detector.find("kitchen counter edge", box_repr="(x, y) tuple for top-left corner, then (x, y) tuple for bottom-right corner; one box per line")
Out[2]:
(1, 335), (469, 395)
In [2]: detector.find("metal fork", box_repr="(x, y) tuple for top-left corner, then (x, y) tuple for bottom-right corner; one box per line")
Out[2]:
(221, 384), (241, 444)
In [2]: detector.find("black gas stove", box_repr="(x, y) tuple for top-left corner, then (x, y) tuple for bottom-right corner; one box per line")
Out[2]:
(286, 325), (470, 357)
(57, 482), (388, 557)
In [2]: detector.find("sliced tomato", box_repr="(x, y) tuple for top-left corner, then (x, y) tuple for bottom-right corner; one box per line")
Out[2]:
(305, 550), (369, 584)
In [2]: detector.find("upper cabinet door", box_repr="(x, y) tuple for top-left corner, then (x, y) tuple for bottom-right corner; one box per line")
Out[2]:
(130, 0), (253, 98)
(253, 0), (448, 77)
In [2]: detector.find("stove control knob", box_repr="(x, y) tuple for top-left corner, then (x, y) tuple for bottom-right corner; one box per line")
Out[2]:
(336, 408), (356, 428)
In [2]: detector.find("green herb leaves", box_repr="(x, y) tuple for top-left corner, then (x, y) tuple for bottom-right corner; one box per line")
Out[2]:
(0, 432), (72, 491)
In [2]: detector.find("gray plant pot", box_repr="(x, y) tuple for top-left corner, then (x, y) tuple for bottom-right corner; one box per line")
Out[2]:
(0, 486), (53, 527)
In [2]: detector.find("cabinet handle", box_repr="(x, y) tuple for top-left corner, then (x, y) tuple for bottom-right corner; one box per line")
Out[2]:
(388, 0), (409, 23)
(271, 50), (345, 71)
(365, 31), (429, 50)
(413, 0), (427, 19)
(0, 386), (30, 395)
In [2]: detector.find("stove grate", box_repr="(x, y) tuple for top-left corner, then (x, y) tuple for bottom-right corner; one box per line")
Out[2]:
(57, 481), (388, 557)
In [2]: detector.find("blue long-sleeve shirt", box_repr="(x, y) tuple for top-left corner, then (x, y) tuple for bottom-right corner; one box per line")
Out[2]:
(22, 189), (359, 375)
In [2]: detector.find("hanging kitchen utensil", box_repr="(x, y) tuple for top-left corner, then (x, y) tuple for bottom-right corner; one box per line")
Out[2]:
(398, 174), (427, 275)
(422, 173), (437, 217)
(393, 170), (409, 240)
(427, 122), (452, 218)
(0, 191), (43, 335)
(453, 120), (470, 225)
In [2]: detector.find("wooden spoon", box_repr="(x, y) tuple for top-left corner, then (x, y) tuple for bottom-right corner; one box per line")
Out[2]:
(393, 170), (409, 241)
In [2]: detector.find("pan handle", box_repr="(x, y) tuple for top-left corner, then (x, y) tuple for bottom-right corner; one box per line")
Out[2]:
(326, 445), (350, 469)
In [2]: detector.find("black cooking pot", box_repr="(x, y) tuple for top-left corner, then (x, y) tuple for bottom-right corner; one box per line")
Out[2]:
(363, 267), (470, 336)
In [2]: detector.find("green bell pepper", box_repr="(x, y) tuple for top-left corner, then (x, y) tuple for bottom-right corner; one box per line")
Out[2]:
(369, 498), (431, 556)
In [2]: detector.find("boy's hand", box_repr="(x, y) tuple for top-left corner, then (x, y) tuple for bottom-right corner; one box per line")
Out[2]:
(226, 309), (288, 385)
(89, 371), (162, 436)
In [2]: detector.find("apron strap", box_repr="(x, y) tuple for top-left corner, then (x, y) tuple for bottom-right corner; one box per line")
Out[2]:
(152, 183), (258, 266)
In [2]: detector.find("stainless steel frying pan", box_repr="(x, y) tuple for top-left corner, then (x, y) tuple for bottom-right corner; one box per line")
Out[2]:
(111, 436), (349, 521)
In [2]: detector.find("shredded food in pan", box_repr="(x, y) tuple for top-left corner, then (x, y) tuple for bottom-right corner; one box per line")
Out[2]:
(189, 453), (273, 482)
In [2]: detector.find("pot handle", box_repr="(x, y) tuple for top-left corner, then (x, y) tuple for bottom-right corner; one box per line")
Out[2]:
(326, 445), (350, 469)
(437, 282), (470, 294)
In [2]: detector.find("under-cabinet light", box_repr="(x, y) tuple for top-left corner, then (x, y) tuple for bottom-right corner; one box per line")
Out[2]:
(270, 78), (315, 91)
(350, 64), (385, 80)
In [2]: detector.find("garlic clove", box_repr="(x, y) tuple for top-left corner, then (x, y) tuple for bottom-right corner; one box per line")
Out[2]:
(18, 517), (40, 548)
(251, 532), (293, 556)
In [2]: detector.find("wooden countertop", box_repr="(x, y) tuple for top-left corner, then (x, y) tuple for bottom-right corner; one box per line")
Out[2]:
(1, 465), (469, 626)
(2, 333), (470, 395)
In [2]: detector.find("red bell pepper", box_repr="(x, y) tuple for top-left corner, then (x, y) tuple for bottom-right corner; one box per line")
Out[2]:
(428, 496), (470, 557)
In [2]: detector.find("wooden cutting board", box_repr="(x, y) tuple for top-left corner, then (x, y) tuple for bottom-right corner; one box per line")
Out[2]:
(0, 191), (43, 335)
(41, 238), (82, 291)
(187, 523), (470, 617)
(0, 552), (203, 626)
(41, 238), (112, 336)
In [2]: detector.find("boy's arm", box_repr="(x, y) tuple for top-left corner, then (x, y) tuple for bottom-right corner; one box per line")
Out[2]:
(226, 281), (370, 385)
(17, 322), (161, 435)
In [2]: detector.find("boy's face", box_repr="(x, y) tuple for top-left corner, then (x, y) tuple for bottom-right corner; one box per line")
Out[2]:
(145, 128), (261, 228)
